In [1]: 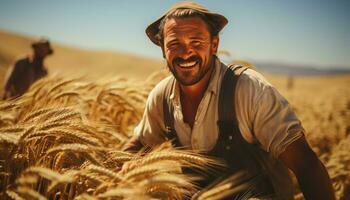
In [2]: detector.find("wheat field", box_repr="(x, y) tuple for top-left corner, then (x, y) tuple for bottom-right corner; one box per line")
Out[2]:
(0, 70), (349, 200)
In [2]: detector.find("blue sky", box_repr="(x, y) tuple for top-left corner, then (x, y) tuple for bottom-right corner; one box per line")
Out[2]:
(0, 0), (349, 68)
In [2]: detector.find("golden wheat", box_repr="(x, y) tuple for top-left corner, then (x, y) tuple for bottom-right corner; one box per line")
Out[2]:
(1, 73), (349, 200)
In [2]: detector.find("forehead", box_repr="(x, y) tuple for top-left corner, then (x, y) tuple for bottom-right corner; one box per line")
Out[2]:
(163, 16), (210, 39)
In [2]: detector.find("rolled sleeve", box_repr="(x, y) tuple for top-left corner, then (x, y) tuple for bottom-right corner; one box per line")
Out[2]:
(236, 69), (304, 158)
(253, 85), (304, 157)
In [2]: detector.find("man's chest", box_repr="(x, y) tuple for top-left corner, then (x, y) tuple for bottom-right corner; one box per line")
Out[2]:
(172, 91), (219, 151)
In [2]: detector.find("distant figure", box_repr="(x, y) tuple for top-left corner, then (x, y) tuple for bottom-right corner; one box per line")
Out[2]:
(1, 38), (54, 100)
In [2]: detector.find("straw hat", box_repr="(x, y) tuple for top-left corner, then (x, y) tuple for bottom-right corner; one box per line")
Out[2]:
(146, 1), (228, 46)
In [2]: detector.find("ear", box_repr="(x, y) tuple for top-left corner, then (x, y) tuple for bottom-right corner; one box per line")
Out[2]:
(211, 36), (219, 55)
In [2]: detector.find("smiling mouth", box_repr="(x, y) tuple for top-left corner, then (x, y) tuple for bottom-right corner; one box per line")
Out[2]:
(177, 61), (198, 68)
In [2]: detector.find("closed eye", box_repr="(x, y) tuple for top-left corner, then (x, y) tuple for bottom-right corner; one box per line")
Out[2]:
(191, 40), (201, 46)
(167, 41), (179, 48)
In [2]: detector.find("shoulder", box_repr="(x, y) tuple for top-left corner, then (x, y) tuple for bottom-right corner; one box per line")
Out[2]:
(238, 68), (272, 89)
(144, 75), (175, 112)
(142, 75), (174, 121)
(15, 56), (30, 64)
(236, 68), (275, 100)
(234, 68), (278, 125)
(6, 57), (27, 75)
(148, 75), (174, 101)
(13, 56), (30, 69)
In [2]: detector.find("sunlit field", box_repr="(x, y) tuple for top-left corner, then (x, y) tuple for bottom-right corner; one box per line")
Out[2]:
(269, 74), (350, 199)
(0, 31), (349, 200)
(0, 71), (349, 200)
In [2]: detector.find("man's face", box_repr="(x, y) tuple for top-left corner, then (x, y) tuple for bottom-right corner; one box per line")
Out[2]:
(162, 16), (219, 86)
(34, 45), (50, 59)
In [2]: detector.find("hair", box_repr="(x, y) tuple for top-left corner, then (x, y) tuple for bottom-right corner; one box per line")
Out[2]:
(156, 8), (220, 45)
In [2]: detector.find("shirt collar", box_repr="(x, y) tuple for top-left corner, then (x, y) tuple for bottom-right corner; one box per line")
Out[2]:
(169, 56), (223, 101)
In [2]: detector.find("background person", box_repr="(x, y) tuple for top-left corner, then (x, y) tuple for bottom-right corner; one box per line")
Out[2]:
(1, 38), (53, 100)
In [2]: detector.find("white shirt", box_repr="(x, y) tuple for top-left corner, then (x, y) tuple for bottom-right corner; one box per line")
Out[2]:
(135, 58), (304, 158)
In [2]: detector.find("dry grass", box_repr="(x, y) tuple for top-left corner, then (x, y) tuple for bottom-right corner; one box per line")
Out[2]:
(0, 74), (226, 200)
(0, 37), (349, 199)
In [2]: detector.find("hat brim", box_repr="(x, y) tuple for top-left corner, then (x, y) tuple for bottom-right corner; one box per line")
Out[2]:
(146, 3), (228, 46)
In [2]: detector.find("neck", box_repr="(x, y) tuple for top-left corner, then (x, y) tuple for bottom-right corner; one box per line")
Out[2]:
(32, 55), (44, 67)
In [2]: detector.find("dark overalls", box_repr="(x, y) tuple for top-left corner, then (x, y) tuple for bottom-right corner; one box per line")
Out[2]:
(162, 65), (293, 200)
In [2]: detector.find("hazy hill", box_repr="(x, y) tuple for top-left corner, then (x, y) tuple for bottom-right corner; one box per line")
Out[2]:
(1, 30), (349, 89)
(255, 61), (350, 76)
(0, 30), (164, 86)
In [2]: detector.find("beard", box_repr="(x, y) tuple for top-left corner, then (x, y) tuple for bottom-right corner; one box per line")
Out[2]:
(167, 55), (214, 86)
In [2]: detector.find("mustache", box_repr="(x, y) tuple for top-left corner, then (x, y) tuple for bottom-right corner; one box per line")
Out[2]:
(173, 56), (201, 65)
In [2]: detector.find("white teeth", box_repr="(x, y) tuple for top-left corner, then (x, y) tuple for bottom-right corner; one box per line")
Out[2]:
(179, 61), (197, 67)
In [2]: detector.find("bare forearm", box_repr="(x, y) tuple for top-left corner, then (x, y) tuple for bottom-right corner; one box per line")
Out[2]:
(295, 157), (335, 200)
(122, 136), (144, 153)
(280, 136), (335, 200)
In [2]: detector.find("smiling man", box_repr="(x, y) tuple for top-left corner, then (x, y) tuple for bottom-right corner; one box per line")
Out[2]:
(123, 2), (335, 199)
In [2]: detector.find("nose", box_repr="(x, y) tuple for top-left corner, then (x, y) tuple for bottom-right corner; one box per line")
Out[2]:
(178, 43), (194, 60)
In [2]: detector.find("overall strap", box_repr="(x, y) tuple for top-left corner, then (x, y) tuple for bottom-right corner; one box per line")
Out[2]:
(217, 64), (268, 166)
(162, 77), (181, 147)
(215, 64), (276, 198)
(217, 64), (247, 150)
